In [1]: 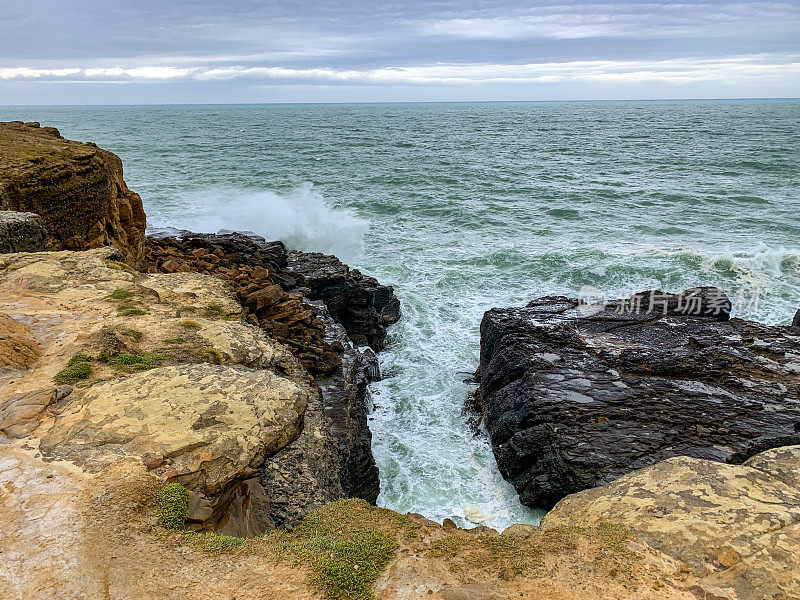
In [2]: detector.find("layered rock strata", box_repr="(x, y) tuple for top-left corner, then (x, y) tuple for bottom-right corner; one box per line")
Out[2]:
(472, 287), (800, 508)
(0, 121), (146, 264)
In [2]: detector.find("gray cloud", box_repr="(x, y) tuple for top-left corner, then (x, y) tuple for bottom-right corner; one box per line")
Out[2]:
(1, 1), (798, 103)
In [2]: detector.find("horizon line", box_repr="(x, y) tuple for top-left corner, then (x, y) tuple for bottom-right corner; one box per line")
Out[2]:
(2, 97), (800, 109)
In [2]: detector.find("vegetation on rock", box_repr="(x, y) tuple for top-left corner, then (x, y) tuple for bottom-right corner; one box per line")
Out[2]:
(156, 482), (189, 530)
(53, 353), (92, 384)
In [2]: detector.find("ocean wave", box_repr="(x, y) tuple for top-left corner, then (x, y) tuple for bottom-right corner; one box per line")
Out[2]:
(146, 183), (369, 264)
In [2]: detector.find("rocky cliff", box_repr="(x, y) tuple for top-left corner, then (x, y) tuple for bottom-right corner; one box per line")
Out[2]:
(471, 288), (800, 509)
(0, 121), (146, 264)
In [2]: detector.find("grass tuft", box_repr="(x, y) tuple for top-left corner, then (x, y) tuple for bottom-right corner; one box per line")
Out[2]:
(109, 288), (133, 300)
(180, 320), (202, 330)
(182, 531), (246, 553)
(203, 303), (230, 320)
(268, 499), (398, 600)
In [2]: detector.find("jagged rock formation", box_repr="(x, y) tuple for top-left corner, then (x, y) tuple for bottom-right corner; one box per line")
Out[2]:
(286, 251), (401, 350)
(472, 288), (800, 509)
(0, 121), (146, 264)
(144, 230), (399, 516)
(544, 445), (800, 600)
(0, 211), (50, 253)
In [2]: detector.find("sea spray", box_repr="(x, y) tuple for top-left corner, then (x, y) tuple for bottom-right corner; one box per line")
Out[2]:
(147, 183), (369, 264)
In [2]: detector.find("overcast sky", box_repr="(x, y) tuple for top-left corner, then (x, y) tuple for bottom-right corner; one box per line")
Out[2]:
(1, 0), (798, 104)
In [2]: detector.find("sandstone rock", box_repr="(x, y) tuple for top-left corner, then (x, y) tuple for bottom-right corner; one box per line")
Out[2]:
(0, 387), (52, 438)
(543, 446), (800, 600)
(0, 121), (146, 264)
(0, 312), (40, 369)
(39, 363), (309, 498)
(0, 211), (50, 253)
(473, 289), (800, 509)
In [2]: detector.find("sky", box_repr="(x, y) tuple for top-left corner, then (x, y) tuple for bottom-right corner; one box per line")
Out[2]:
(1, 0), (799, 104)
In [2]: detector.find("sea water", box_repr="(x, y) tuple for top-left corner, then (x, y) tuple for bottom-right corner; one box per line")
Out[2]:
(4, 100), (798, 529)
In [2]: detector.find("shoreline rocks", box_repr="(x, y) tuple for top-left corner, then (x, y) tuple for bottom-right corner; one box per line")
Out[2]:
(472, 288), (800, 509)
(0, 121), (146, 264)
(143, 229), (398, 522)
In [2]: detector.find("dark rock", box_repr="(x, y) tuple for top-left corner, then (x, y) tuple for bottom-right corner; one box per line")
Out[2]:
(0, 211), (51, 253)
(472, 288), (800, 509)
(287, 251), (401, 350)
(793, 309), (800, 327)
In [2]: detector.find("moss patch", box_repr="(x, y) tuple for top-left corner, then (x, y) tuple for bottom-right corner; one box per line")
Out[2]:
(54, 353), (92, 384)
(108, 288), (133, 300)
(180, 320), (202, 330)
(266, 499), (400, 600)
(203, 303), (230, 320)
(156, 482), (188, 530)
(118, 306), (147, 316)
(182, 531), (246, 553)
(105, 351), (169, 373)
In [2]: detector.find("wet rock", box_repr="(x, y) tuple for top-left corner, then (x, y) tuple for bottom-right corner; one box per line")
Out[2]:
(0, 122), (146, 264)
(473, 289), (800, 509)
(287, 250), (401, 350)
(0, 211), (50, 253)
(793, 309), (800, 327)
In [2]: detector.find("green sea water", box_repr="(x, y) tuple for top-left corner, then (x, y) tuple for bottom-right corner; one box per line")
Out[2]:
(3, 100), (798, 529)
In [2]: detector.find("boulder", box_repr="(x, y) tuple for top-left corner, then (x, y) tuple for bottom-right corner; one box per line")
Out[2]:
(473, 289), (800, 509)
(39, 363), (309, 497)
(0, 312), (40, 369)
(0, 121), (146, 264)
(793, 309), (800, 327)
(543, 445), (800, 600)
(0, 211), (50, 253)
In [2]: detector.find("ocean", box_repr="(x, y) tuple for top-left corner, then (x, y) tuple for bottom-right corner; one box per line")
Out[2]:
(3, 100), (798, 529)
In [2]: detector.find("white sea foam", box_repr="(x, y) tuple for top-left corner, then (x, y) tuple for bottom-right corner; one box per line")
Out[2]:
(150, 183), (369, 264)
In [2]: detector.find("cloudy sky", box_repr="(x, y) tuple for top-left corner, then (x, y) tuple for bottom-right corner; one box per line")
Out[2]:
(1, 0), (798, 104)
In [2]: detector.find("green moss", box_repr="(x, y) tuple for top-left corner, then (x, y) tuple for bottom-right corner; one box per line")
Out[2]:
(67, 352), (93, 366)
(119, 307), (147, 316)
(118, 328), (143, 341)
(180, 320), (202, 330)
(54, 353), (92, 384)
(156, 482), (189, 530)
(182, 531), (246, 553)
(109, 288), (133, 300)
(194, 346), (224, 364)
(163, 337), (187, 345)
(104, 259), (128, 271)
(203, 303), (230, 320)
(106, 351), (169, 372)
(270, 499), (398, 600)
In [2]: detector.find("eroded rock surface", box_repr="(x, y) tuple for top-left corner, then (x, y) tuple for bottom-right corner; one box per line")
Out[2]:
(544, 445), (800, 600)
(473, 289), (800, 508)
(0, 121), (146, 264)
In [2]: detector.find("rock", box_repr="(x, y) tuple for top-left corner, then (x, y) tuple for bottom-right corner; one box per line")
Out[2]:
(793, 309), (800, 327)
(543, 445), (800, 600)
(287, 250), (401, 350)
(0, 312), (40, 369)
(40, 363), (309, 498)
(306, 299), (381, 503)
(473, 289), (800, 509)
(0, 121), (146, 265)
(0, 388), (52, 438)
(0, 211), (50, 253)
